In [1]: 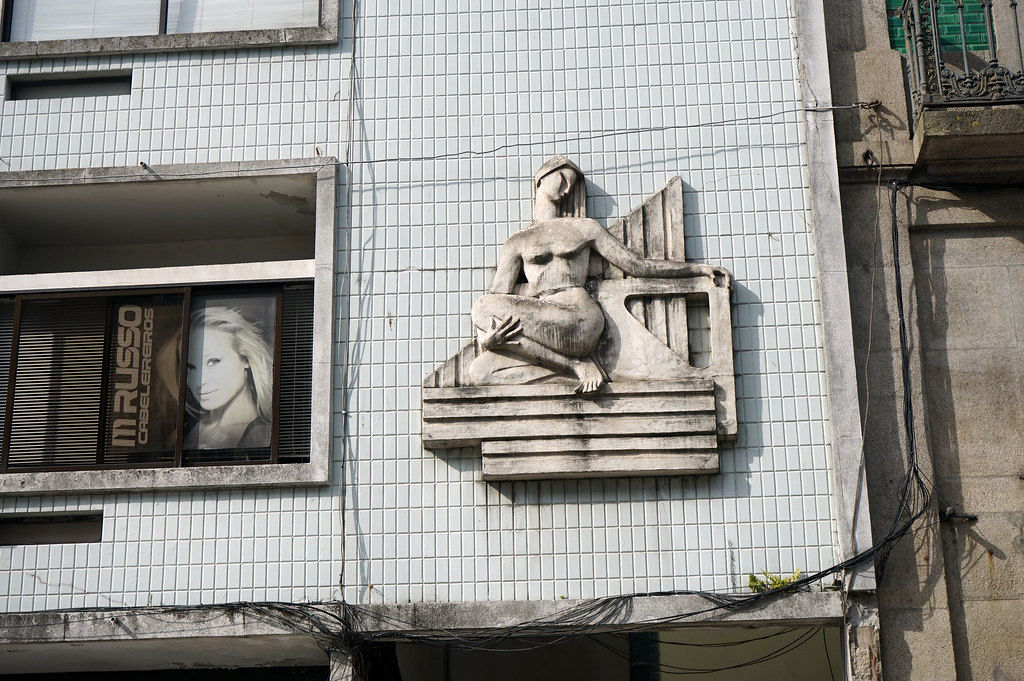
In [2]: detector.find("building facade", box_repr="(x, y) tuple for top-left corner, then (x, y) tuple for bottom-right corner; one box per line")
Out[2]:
(828, 1), (1024, 679)
(0, 1), (883, 679)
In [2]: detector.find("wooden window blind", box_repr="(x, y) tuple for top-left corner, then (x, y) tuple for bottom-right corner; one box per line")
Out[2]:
(0, 283), (313, 473)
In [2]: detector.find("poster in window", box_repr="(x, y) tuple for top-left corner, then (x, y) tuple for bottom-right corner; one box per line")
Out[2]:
(105, 294), (184, 462)
(185, 293), (277, 451)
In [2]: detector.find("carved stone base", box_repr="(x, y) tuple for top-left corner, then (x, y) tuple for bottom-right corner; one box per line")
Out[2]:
(422, 381), (720, 480)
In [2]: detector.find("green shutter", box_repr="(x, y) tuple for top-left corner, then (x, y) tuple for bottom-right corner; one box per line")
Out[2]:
(886, 0), (991, 53)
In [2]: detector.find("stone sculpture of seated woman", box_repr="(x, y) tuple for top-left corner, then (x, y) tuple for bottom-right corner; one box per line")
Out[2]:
(469, 156), (726, 393)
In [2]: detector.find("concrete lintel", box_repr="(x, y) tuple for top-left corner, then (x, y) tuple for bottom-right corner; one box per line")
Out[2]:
(349, 592), (846, 636)
(0, 259), (315, 294)
(0, 593), (843, 672)
(914, 105), (1024, 180)
(0, 157), (337, 188)
(0, 459), (329, 495)
(0, 0), (339, 61)
(1, 606), (311, 645)
(0, 593), (845, 648)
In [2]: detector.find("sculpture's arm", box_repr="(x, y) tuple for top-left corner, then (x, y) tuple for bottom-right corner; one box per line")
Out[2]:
(585, 222), (729, 284)
(488, 240), (522, 294)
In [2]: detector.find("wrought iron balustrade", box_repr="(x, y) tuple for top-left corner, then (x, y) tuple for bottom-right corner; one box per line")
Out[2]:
(901, 0), (1024, 110)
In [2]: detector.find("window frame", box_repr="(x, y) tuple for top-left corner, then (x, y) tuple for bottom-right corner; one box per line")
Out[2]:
(0, 0), (338, 60)
(1, 282), (312, 473)
(0, 158), (336, 495)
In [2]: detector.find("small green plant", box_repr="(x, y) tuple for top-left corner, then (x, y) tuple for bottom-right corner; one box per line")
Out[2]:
(748, 569), (803, 593)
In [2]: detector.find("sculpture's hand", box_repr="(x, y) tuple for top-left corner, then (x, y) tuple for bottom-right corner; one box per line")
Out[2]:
(480, 315), (522, 350)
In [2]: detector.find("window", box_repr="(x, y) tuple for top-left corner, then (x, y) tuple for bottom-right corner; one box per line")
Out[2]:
(6, 71), (132, 100)
(0, 159), (336, 494)
(0, 0), (337, 59)
(886, 0), (991, 52)
(0, 511), (103, 545)
(3, 0), (319, 42)
(0, 283), (313, 472)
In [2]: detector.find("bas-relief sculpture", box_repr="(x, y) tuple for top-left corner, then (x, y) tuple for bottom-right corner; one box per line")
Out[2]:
(422, 157), (736, 480)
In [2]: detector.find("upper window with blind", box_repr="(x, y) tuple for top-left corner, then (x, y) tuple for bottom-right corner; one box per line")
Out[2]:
(0, 283), (313, 472)
(0, 0), (337, 59)
(0, 160), (335, 493)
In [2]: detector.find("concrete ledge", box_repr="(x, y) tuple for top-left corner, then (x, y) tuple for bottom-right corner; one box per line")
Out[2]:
(0, 0), (339, 60)
(0, 460), (329, 495)
(0, 260), (314, 294)
(348, 592), (846, 635)
(0, 158), (336, 188)
(0, 592), (845, 645)
(1, 608), (328, 673)
(0, 593), (845, 671)
(914, 105), (1024, 179)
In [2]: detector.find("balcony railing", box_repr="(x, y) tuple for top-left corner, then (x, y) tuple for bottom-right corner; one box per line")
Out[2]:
(901, 0), (1024, 110)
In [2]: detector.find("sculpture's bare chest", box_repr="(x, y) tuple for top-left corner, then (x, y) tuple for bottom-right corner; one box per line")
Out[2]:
(517, 221), (590, 266)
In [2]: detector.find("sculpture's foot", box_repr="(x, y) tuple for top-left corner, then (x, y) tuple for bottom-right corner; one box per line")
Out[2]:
(571, 358), (605, 394)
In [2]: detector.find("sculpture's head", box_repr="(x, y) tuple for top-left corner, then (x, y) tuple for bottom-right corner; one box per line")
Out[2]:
(533, 155), (587, 218)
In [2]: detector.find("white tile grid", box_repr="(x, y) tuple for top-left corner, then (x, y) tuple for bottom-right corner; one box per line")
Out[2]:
(338, 0), (837, 603)
(0, 43), (352, 611)
(0, 488), (343, 611)
(0, 47), (348, 169)
(0, 0), (842, 611)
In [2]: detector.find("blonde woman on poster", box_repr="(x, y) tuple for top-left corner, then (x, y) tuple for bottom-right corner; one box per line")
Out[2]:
(184, 305), (274, 450)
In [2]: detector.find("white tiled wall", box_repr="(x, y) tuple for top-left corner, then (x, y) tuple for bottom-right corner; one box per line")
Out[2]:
(0, 42), (350, 611)
(1, 0), (840, 611)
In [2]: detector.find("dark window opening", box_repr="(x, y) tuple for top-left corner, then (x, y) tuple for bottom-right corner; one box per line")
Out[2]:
(0, 511), (102, 545)
(7, 72), (131, 100)
(0, 283), (313, 473)
(389, 627), (842, 681)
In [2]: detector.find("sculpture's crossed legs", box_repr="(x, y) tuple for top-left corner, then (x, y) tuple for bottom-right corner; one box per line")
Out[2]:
(468, 288), (606, 392)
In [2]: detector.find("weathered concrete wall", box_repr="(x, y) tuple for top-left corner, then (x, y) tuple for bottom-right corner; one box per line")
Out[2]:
(840, 178), (957, 681)
(827, 0), (1024, 675)
(839, 170), (1024, 680)
(822, 2), (914, 170)
(910, 221), (1024, 681)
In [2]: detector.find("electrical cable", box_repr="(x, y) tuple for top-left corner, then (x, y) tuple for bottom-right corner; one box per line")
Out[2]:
(613, 626), (800, 647)
(341, 102), (877, 165)
(321, 175), (940, 655)
(822, 626), (837, 681)
(588, 627), (823, 675)
(0, 102), (879, 184)
(335, 0), (360, 599)
(6, 109), (966, 671)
